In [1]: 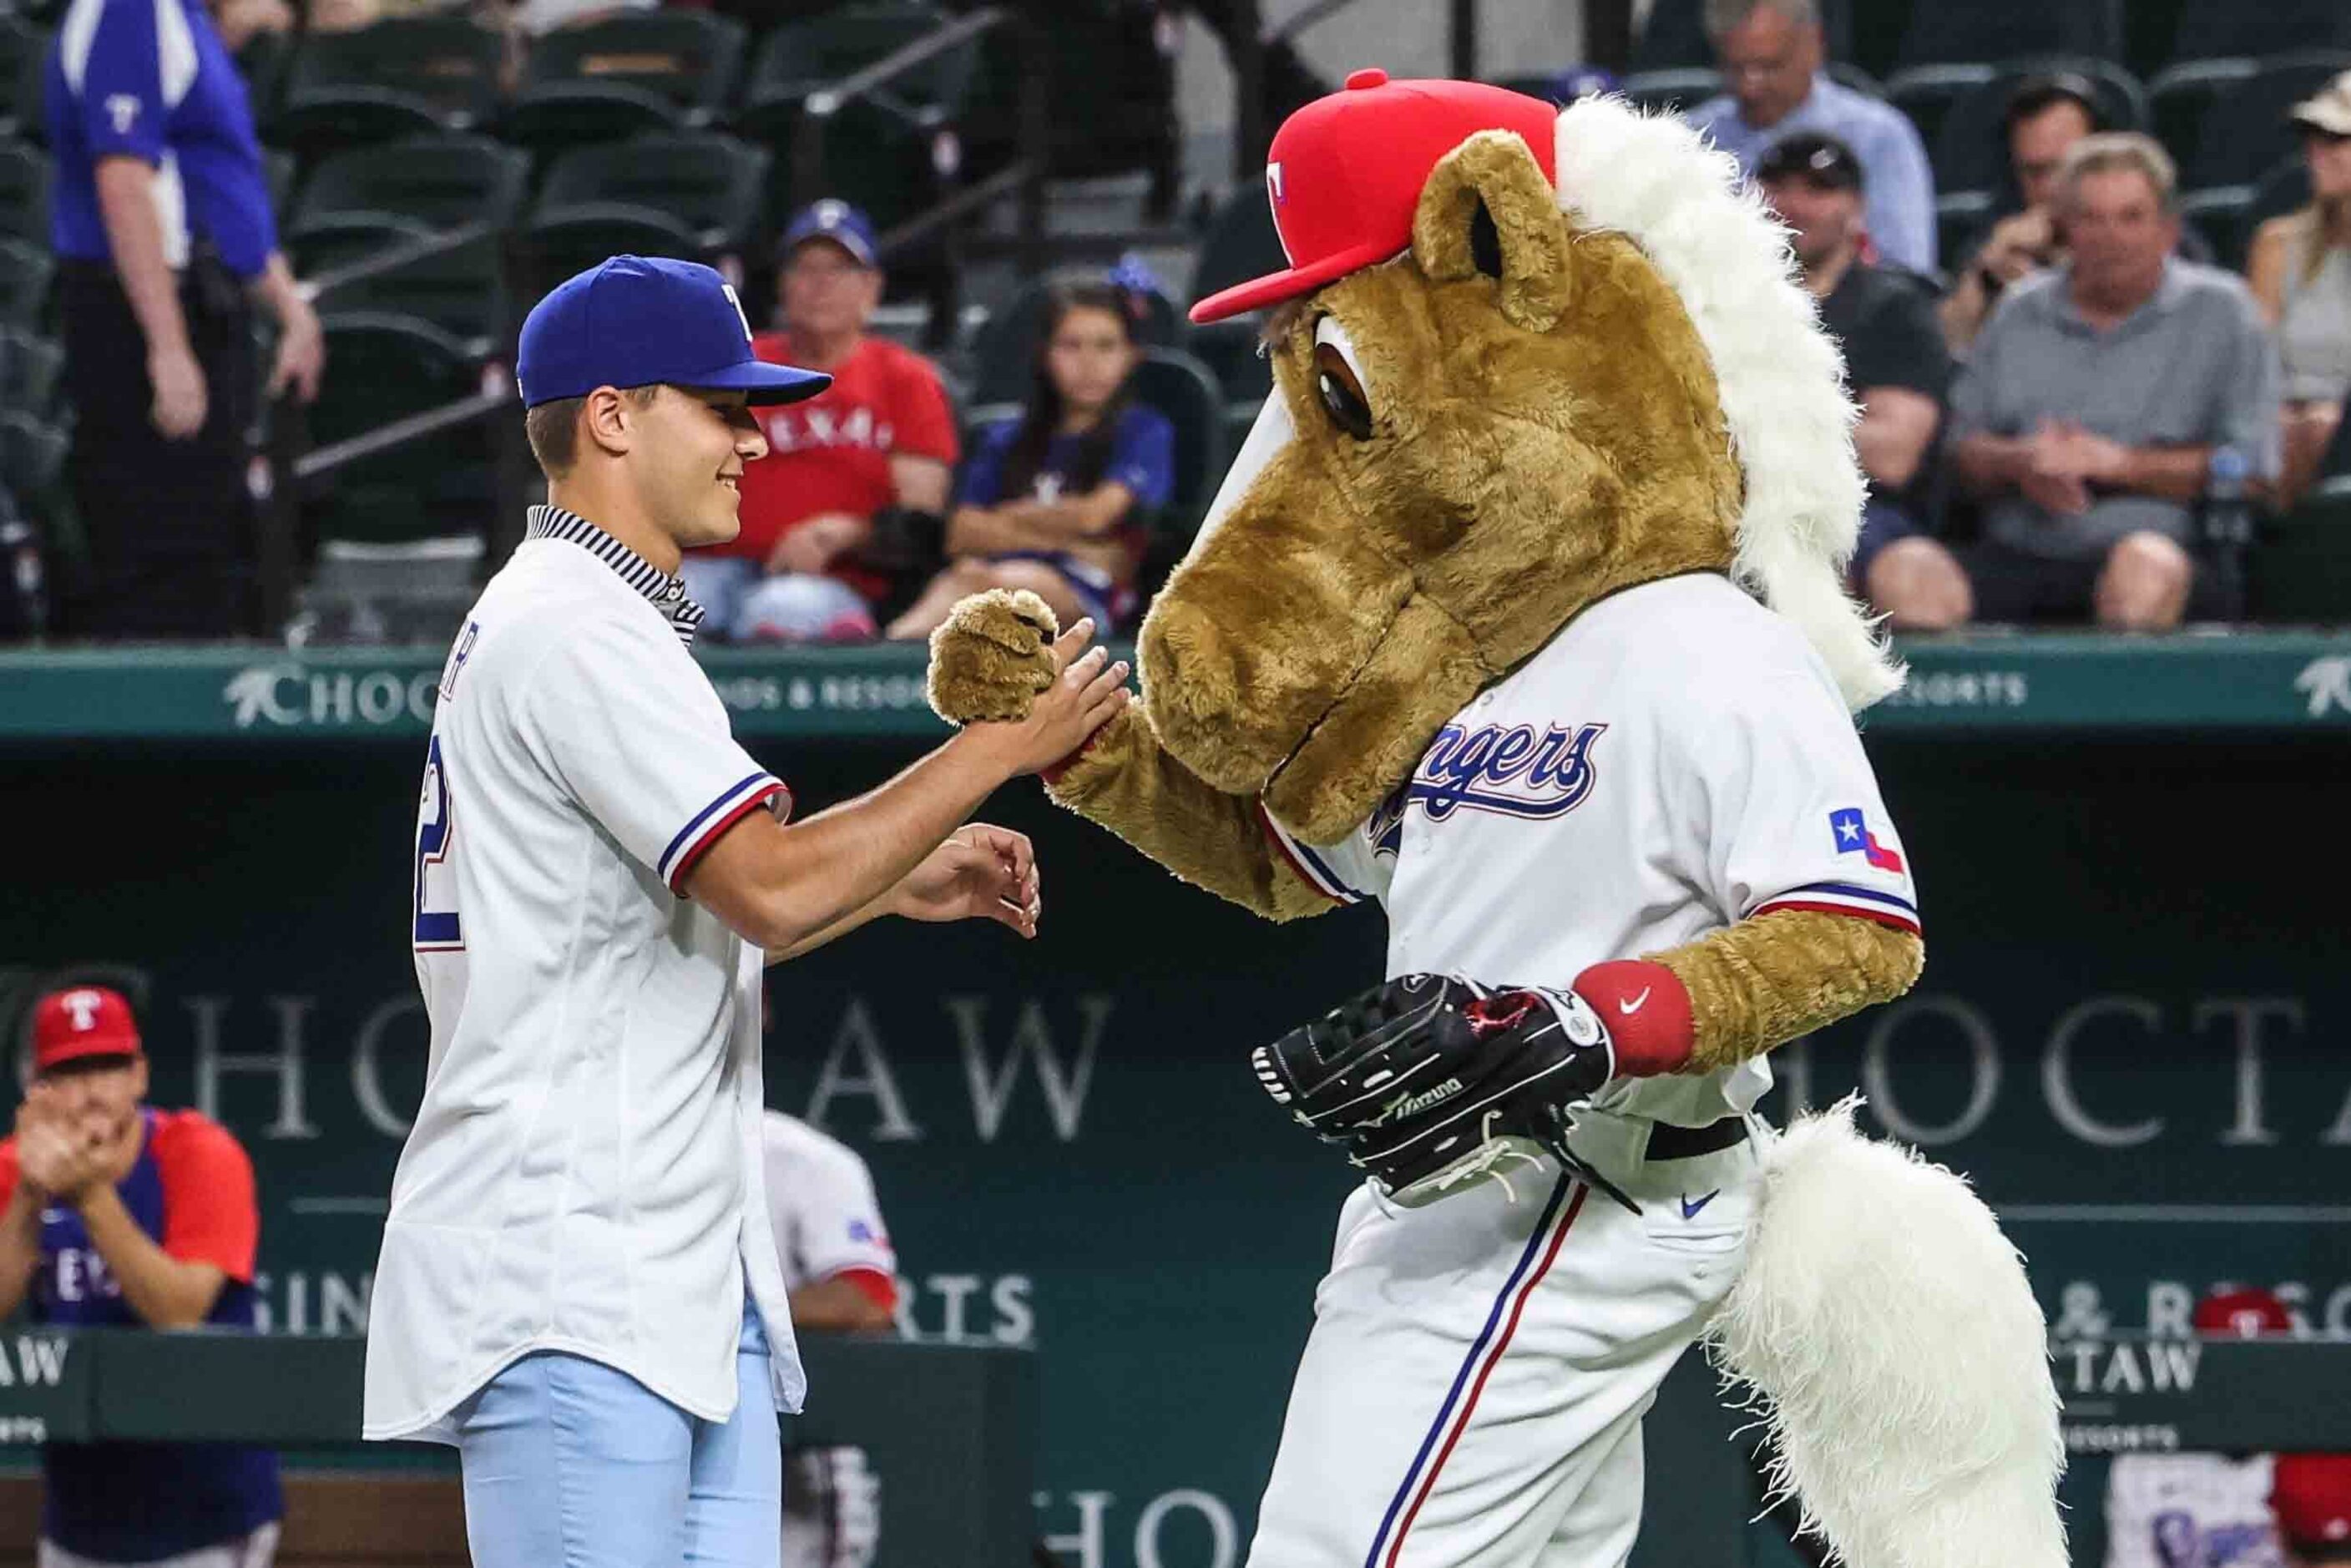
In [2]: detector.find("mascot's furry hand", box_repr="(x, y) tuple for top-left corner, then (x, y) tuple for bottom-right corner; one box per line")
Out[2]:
(1251, 974), (1640, 1211)
(925, 588), (1065, 724)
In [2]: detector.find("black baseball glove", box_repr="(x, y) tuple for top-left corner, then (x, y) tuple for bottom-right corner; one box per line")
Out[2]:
(1249, 974), (1637, 1211)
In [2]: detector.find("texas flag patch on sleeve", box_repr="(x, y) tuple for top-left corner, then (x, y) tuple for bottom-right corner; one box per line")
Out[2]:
(1829, 807), (1904, 873)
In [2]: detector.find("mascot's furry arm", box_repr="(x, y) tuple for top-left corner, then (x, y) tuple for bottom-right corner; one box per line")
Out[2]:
(1583, 912), (1925, 1079)
(925, 589), (1333, 923)
(928, 592), (1925, 1053)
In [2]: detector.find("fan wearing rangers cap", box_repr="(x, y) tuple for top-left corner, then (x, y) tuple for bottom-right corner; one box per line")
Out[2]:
(0, 986), (281, 1568)
(361, 255), (1130, 1568)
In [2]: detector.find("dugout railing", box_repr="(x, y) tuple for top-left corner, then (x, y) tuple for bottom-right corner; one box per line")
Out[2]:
(0, 1329), (1036, 1568)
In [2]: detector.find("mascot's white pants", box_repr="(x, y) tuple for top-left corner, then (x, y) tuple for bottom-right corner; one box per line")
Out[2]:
(1247, 1114), (1757, 1568)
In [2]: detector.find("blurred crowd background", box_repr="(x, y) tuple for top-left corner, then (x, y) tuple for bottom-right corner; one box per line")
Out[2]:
(0, 0), (2346, 650)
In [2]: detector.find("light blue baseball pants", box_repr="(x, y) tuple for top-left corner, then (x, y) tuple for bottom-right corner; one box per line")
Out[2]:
(453, 1304), (780, 1568)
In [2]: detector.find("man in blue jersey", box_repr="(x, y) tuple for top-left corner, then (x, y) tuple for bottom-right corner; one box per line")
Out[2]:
(48, 0), (324, 637)
(0, 985), (282, 1568)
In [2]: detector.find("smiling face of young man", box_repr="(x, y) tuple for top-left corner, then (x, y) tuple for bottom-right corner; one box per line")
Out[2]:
(623, 385), (771, 554)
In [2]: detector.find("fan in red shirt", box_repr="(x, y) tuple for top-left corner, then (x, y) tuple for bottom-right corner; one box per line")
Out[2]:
(678, 200), (959, 642)
(0, 985), (281, 1568)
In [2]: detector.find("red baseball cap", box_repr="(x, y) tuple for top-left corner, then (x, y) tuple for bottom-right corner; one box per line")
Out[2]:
(32, 986), (142, 1071)
(2193, 1287), (2293, 1337)
(2276, 1455), (2351, 1549)
(1189, 68), (1560, 324)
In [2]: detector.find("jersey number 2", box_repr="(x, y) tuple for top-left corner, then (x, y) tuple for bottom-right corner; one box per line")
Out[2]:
(413, 735), (462, 950)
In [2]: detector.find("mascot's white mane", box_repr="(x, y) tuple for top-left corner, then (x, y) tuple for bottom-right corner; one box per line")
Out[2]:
(1552, 94), (1902, 711)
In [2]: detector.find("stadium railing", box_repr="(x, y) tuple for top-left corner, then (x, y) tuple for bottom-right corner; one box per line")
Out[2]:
(0, 1328), (1036, 1568)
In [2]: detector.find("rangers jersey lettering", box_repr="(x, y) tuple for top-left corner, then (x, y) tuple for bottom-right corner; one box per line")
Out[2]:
(1260, 572), (1921, 1126)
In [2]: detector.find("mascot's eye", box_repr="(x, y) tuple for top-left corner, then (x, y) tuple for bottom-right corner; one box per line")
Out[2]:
(1311, 317), (1374, 442)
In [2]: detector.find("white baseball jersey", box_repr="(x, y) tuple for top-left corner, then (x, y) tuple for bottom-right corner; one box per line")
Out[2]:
(2107, 1454), (2287, 1568)
(1246, 572), (1919, 1568)
(762, 1111), (897, 1296)
(364, 505), (803, 1444)
(1260, 570), (1921, 1128)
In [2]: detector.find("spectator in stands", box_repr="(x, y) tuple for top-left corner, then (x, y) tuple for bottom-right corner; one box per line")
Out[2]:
(681, 200), (958, 642)
(1900, 134), (2278, 629)
(0, 986), (281, 1568)
(48, 0), (325, 640)
(2275, 1455), (2351, 1568)
(1939, 74), (2103, 355)
(2106, 1287), (2293, 1568)
(1685, 0), (1938, 272)
(1756, 135), (1958, 628)
(884, 281), (1173, 640)
(2247, 70), (2351, 510)
(762, 1110), (897, 1568)
(1939, 74), (2216, 356)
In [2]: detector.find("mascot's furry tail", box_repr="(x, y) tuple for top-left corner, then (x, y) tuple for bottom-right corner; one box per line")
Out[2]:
(1707, 1100), (2067, 1568)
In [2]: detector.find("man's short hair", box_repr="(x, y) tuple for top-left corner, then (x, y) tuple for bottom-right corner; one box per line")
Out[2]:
(1703, 0), (1819, 39)
(2055, 131), (2177, 214)
(2003, 73), (2106, 138)
(524, 385), (660, 478)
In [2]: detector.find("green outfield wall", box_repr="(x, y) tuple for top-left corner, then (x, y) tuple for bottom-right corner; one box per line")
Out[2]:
(3, 635), (2348, 1567)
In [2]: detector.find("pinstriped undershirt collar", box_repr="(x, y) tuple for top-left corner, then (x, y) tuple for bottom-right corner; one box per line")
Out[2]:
(525, 504), (705, 650)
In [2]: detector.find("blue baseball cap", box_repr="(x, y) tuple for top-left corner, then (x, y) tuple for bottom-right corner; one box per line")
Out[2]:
(778, 200), (878, 267)
(517, 255), (832, 408)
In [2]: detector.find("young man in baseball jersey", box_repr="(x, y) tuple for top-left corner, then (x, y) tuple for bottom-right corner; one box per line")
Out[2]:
(0, 986), (281, 1568)
(761, 1110), (897, 1568)
(362, 255), (1129, 1568)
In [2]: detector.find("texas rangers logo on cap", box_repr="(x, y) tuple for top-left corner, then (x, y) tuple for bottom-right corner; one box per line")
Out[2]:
(1191, 68), (1561, 323)
(32, 985), (143, 1071)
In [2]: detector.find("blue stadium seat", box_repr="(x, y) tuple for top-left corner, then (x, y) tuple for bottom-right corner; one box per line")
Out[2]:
(1631, 0), (1855, 73)
(1891, 0), (2121, 73)
(310, 232), (511, 357)
(1183, 185), (1283, 421)
(306, 311), (496, 547)
(0, 140), (47, 245)
(0, 326), (63, 417)
(2175, 52), (2351, 192)
(522, 132), (771, 299)
(503, 11), (747, 149)
(1620, 68), (1722, 118)
(286, 134), (528, 266)
(0, 239), (52, 331)
(270, 18), (506, 155)
(0, 14), (46, 141)
(2169, 0), (2351, 68)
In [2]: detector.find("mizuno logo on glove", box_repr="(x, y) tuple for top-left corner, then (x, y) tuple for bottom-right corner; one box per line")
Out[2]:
(1364, 1076), (1466, 1126)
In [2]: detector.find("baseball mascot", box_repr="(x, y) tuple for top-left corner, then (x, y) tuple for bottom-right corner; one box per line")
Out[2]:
(928, 73), (2065, 1568)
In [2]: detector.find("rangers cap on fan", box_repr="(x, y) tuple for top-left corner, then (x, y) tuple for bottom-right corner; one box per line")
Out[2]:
(2274, 1454), (2351, 1549)
(33, 985), (143, 1071)
(2192, 1286), (2293, 1337)
(1190, 68), (1560, 324)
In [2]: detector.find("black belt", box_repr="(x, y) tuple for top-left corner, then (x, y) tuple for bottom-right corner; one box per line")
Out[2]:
(1643, 1115), (1748, 1161)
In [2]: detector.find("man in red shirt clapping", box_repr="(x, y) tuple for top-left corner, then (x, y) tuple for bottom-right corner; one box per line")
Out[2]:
(680, 201), (961, 642)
